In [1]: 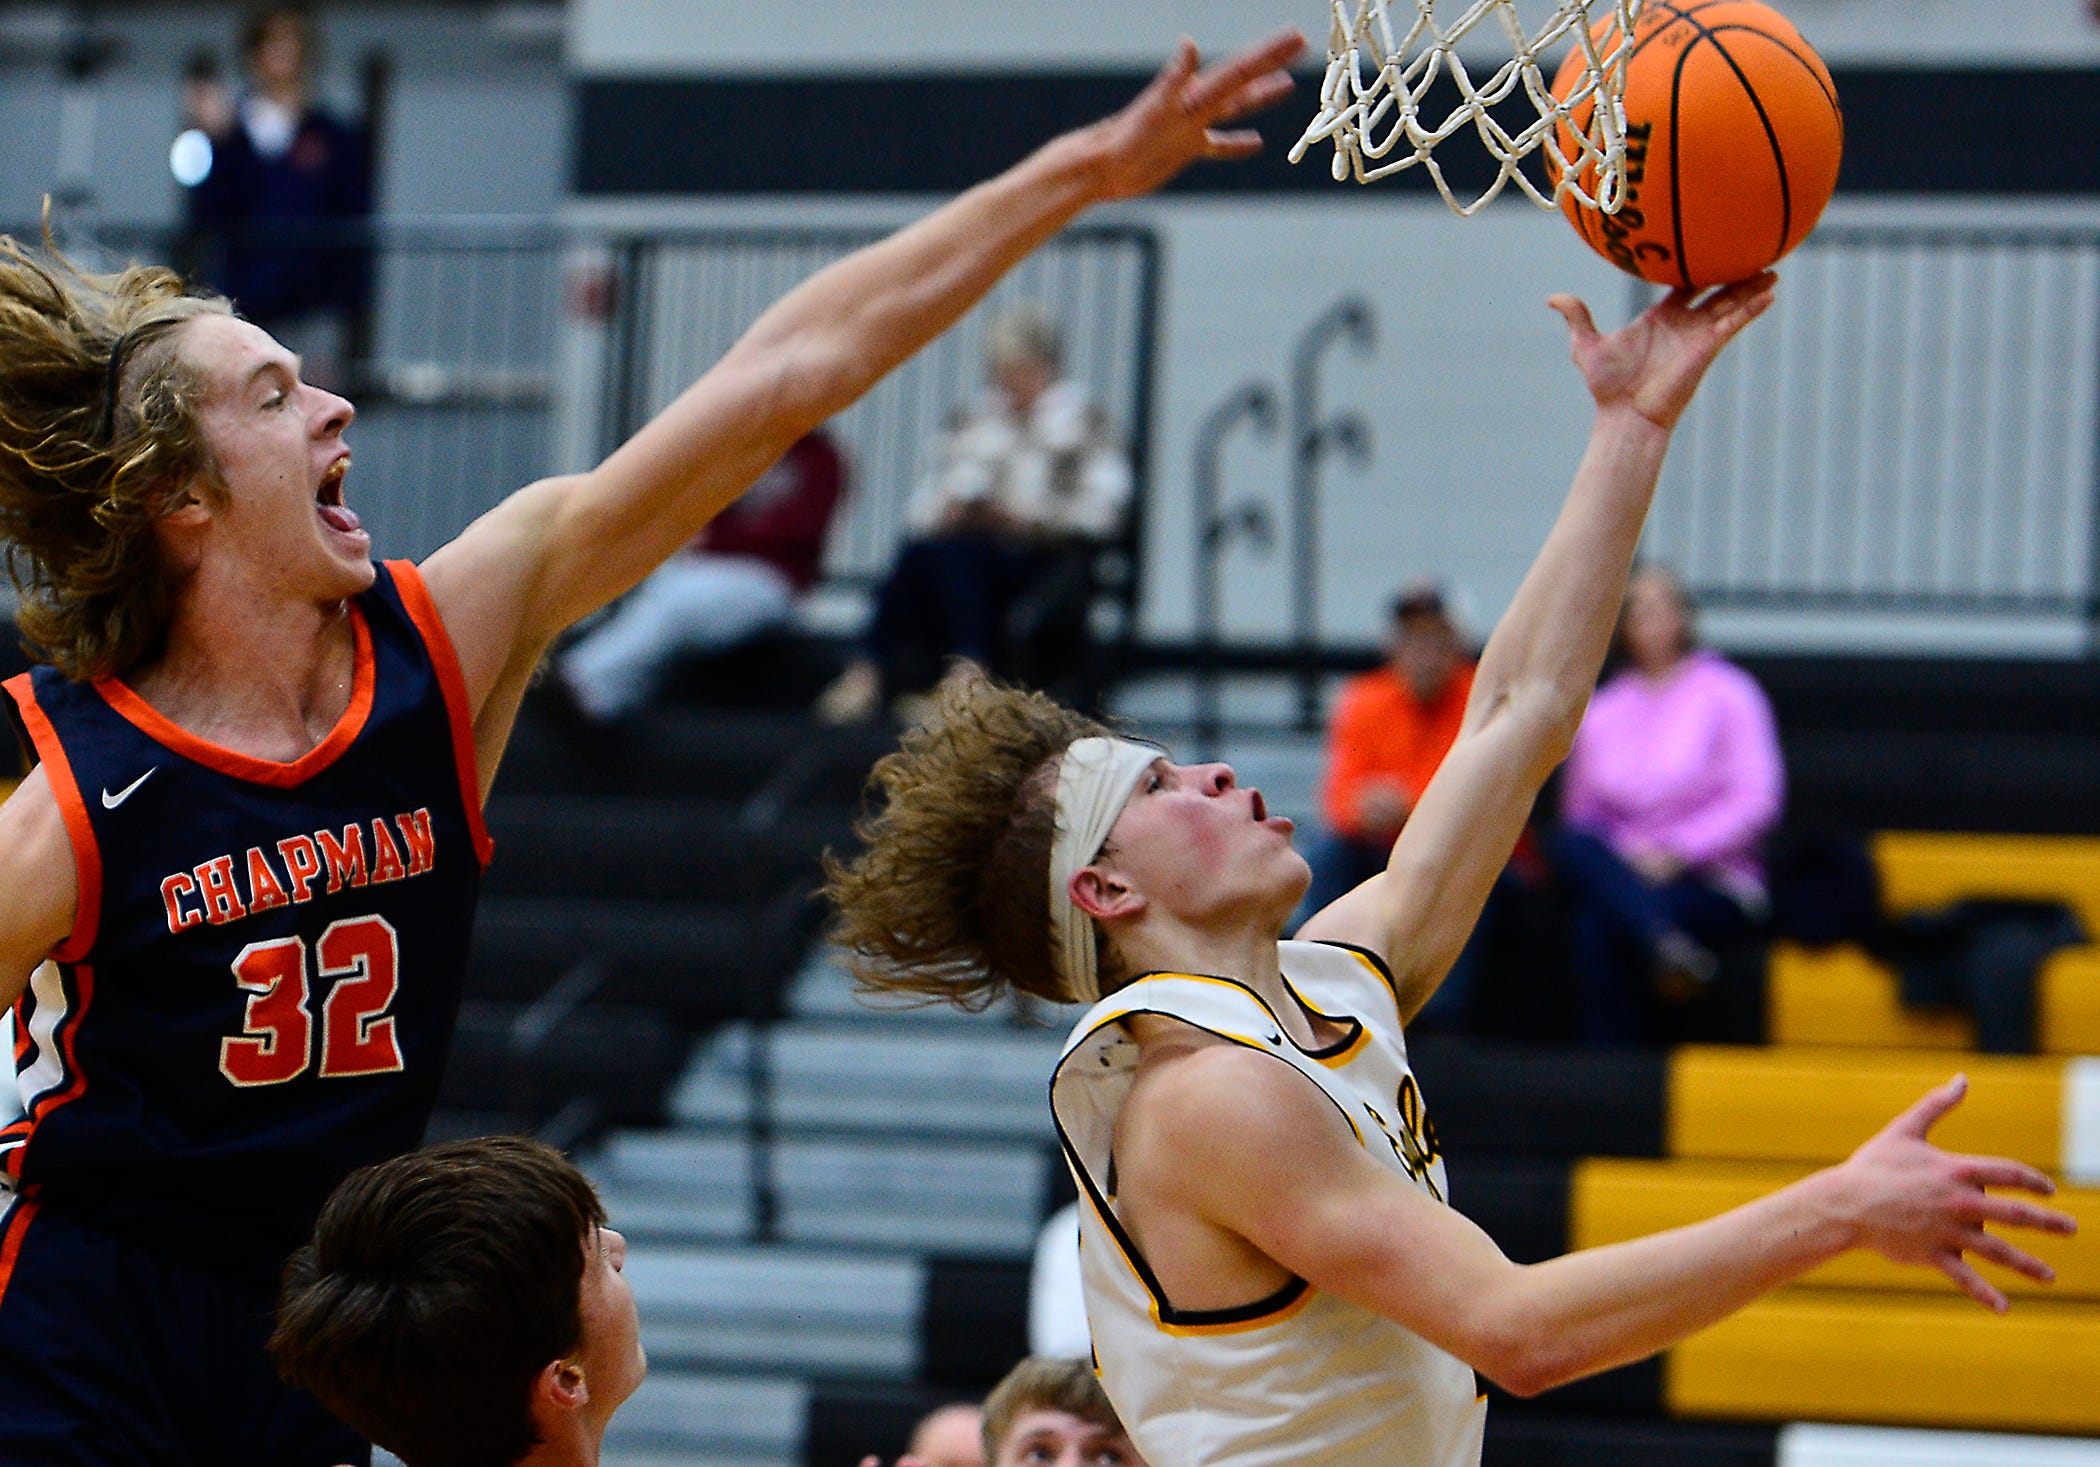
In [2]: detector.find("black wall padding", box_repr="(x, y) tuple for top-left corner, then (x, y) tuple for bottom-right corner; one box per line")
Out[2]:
(1408, 1036), (1668, 1160)
(1448, 1156), (1571, 1264)
(577, 68), (2100, 197)
(1485, 1409), (1778, 1467)
(921, 1257), (1034, 1388)
(805, 1383), (970, 1467)
(1517, 1356), (1664, 1415)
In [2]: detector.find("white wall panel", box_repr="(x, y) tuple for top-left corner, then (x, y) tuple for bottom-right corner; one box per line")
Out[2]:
(570, 0), (2100, 76)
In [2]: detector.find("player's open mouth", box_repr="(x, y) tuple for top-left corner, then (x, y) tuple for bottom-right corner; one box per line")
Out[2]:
(316, 457), (364, 536)
(1251, 790), (1268, 821)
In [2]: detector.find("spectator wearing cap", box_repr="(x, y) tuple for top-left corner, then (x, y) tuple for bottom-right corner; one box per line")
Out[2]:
(1294, 583), (1475, 942)
(1552, 565), (1784, 1043)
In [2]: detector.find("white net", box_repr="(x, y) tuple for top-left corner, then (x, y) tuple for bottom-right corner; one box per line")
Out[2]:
(1289, 0), (1644, 217)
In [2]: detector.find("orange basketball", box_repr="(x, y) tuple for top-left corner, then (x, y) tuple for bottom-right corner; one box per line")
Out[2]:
(1550, 0), (1843, 288)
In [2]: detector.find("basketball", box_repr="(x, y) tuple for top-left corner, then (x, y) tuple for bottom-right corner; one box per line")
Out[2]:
(1550, 0), (1843, 288)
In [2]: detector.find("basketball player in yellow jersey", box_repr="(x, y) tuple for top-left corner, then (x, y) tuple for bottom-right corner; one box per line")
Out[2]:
(828, 276), (2079, 1467)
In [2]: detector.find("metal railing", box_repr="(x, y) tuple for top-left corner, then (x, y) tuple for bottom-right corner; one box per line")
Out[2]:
(598, 223), (1162, 600)
(1642, 223), (2100, 628)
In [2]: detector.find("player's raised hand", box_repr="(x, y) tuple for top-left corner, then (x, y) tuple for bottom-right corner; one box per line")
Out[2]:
(1088, 29), (1306, 201)
(1830, 1074), (2078, 1312)
(1550, 272), (1777, 431)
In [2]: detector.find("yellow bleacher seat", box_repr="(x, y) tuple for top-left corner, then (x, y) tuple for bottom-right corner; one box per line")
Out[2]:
(1667, 1291), (2100, 1432)
(1570, 1157), (2100, 1301)
(1768, 942), (2100, 1055)
(1875, 831), (2100, 934)
(1666, 1047), (2065, 1170)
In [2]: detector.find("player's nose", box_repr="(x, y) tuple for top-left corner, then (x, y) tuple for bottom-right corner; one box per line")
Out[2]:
(1191, 762), (1235, 795)
(311, 386), (355, 436)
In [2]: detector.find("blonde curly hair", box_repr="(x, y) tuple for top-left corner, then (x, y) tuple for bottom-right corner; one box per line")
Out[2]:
(0, 225), (232, 681)
(824, 675), (1116, 1009)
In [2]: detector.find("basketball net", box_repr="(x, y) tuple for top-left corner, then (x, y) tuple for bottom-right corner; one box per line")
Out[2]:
(1289, 0), (1643, 216)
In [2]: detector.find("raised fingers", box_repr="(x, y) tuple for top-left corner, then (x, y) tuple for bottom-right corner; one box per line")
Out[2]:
(1960, 1225), (2059, 1285)
(1548, 293), (1600, 348)
(1206, 69), (1300, 126)
(1953, 1155), (2059, 1197)
(1933, 1246), (2010, 1313)
(1183, 28), (1306, 117)
(1968, 1190), (2079, 1236)
(1887, 1073), (1968, 1141)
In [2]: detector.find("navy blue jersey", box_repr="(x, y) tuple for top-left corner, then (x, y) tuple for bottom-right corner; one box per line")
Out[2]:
(0, 560), (489, 1280)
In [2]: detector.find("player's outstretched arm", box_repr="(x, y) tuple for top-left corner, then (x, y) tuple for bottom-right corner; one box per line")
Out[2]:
(0, 772), (76, 1012)
(1298, 276), (1775, 1019)
(417, 31), (1303, 766)
(1157, 1054), (2075, 1399)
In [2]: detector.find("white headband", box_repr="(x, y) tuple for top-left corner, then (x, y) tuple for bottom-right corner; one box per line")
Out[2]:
(1048, 736), (1159, 1005)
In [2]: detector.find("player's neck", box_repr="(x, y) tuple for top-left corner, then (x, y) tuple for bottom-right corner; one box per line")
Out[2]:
(1115, 914), (1324, 1047)
(125, 576), (360, 762)
(517, 1408), (608, 1467)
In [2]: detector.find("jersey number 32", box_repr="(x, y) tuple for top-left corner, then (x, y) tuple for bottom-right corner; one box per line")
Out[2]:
(219, 915), (405, 1087)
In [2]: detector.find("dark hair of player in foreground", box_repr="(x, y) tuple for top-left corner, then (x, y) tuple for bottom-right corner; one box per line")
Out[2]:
(272, 1137), (641, 1467)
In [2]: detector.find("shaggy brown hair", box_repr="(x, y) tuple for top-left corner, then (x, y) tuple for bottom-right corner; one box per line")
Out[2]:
(824, 675), (1117, 1008)
(0, 225), (231, 681)
(981, 1356), (1129, 1463)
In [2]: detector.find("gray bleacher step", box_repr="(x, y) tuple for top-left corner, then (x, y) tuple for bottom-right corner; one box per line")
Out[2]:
(626, 1243), (919, 1377)
(671, 1021), (1066, 1141)
(602, 1370), (806, 1465)
(591, 1130), (1048, 1254)
(786, 944), (1082, 1029)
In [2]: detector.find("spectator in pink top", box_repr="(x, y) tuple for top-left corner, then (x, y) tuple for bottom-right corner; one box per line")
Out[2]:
(1552, 565), (1784, 1043)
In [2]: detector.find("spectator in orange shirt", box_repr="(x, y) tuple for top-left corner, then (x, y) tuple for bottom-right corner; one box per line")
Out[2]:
(1293, 584), (1478, 1018)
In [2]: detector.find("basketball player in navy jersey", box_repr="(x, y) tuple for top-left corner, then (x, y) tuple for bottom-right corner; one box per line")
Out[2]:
(0, 29), (1304, 1464)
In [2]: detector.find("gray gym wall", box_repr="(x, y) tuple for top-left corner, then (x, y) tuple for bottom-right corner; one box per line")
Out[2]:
(7, 2), (2100, 657)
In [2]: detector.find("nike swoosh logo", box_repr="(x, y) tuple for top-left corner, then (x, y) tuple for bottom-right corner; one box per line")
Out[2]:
(101, 769), (157, 809)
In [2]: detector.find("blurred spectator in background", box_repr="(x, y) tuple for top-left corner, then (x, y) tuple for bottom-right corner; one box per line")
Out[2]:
(861, 1360), (1142, 1467)
(1299, 582), (1473, 916)
(180, 7), (370, 388)
(1294, 582), (1494, 1023)
(817, 307), (1132, 722)
(856, 1401), (986, 1467)
(983, 1358), (1143, 1467)
(558, 430), (846, 722)
(1552, 565), (1784, 1044)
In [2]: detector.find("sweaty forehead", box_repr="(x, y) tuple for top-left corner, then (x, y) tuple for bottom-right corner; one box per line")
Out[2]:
(180, 315), (294, 397)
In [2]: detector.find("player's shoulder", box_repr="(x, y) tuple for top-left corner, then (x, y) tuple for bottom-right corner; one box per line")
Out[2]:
(1124, 1017), (1341, 1136)
(0, 768), (76, 946)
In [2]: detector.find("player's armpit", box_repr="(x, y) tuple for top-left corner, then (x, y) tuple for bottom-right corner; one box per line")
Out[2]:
(0, 771), (77, 1009)
(1119, 1038), (1544, 1388)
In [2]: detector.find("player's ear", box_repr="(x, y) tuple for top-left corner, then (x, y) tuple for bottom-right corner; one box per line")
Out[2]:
(533, 1356), (592, 1418)
(1071, 864), (1144, 922)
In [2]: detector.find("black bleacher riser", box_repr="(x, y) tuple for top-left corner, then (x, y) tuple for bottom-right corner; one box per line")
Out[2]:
(483, 795), (851, 903)
(468, 895), (813, 1018)
(438, 1001), (688, 1125)
(1483, 1409), (1776, 1467)
(1408, 1036), (1668, 1160)
(1737, 654), (2100, 834)
(921, 1258), (1033, 1389)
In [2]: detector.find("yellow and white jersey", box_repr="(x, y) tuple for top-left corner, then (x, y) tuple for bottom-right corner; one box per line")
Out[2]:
(1050, 940), (1487, 1467)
